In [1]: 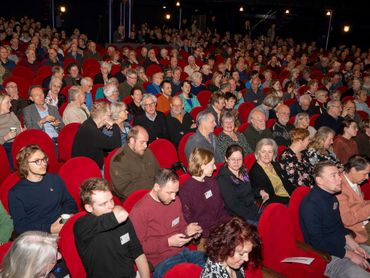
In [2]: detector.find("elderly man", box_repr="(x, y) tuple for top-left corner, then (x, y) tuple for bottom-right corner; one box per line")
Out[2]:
(80, 77), (94, 110)
(290, 94), (313, 116)
(42, 65), (66, 90)
(118, 69), (137, 100)
(337, 155), (370, 244)
(4, 81), (29, 118)
(156, 80), (172, 114)
(23, 85), (64, 140)
(315, 100), (343, 133)
(74, 178), (150, 278)
(17, 48), (40, 72)
(133, 94), (168, 144)
(184, 55), (200, 77)
(166, 96), (196, 146)
(146, 72), (164, 95)
(243, 110), (273, 150)
(84, 41), (102, 61)
(184, 110), (222, 163)
(271, 104), (294, 146)
(130, 169), (206, 278)
(300, 161), (370, 278)
(110, 126), (160, 201)
(63, 86), (90, 124)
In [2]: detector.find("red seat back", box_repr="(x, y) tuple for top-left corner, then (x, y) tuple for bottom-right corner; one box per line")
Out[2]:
(238, 102), (256, 123)
(57, 123), (81, 162)
(243, 153), (256, 172)
(189, 106), (205, 121)
(196, 90), (212, 107)
(288, 187), (311, 241)
(103, 148), (120, 184)
(357, 111), (369, 120)
(12, 66), (35, 82)
(0, 145), (11, 186)
(277, 145), (287, 159)
(163, 263), (202, 278)
(122, 189), (149, 213)
(58, 157), (102, 211)
(237, 122), (249, 133)
(0, 241), (13, 267)
(266, 119), (276, 129)
(0, 173), (21, 213)
(179, 174), (191, 186)
(148, 139), (179, 169)
(58, 211), (87, 278)
(309, 114), (320, 127)
(178, 132), (194, 168)
(11, 129), (60, 173)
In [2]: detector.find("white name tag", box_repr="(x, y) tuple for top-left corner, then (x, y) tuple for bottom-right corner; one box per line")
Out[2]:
(120, 233), (130, 245)
(204, 190), (213, 199)
(172, 217), (180, 227)
(333, 202), (338, 210)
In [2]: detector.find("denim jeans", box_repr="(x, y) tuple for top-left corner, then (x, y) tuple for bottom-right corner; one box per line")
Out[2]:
(153, 247), (206, 278)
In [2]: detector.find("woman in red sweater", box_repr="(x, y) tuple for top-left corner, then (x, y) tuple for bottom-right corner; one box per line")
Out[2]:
(333, 119), (359, 164)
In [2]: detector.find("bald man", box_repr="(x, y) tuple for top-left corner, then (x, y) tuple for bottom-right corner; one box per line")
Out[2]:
(271, 104), (294, 146)
(243, 110), (273, 150)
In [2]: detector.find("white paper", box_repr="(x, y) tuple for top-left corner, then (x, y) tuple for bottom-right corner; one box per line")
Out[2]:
(281, 257), (315, 265)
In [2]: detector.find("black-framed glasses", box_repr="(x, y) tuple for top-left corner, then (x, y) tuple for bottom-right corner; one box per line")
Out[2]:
(28, 156), (49, 166)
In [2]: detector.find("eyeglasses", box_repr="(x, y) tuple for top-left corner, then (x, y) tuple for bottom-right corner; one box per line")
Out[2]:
(28, 156), (48, 166)
(144, 102), (156, 107)
(228, 158), (243, 162)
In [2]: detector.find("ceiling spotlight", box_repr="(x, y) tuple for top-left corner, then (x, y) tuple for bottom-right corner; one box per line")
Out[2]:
(343, 25), (350, 32)
(239, 6), (244, 12)
(60, 5), (66, 13)
(326, 11), (332, 16)
(285, 9), (290, 14)
(165, 13), (171, 20)
(163, 5), (166, 9)
(176, 1), (180, 7)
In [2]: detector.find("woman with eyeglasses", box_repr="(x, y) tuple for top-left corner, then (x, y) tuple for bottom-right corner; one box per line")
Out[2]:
(216, 145), (261, 225)
(8, 144), (77, 236)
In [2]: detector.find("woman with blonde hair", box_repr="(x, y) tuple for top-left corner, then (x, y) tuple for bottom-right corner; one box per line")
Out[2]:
(304, 126), (342, 170)
(0, 231), (60, 278)
(208, 71), (223, 92)
(294, 112), (316, 138)
(179, 148), (229, 240)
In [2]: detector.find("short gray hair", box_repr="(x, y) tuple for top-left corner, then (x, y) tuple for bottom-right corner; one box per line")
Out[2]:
(1, 231), (58, 278)
(196, 110), (213, 126)
(254, 138), (278, 160)
(80, 77), (93, 86)
(141, 93), (157, 108)
(68, 85), (81, 101)
(103, 83), (118, 98)
(110, 102), (127, 121)
(263, 94), (281, 108)
(100, 61), (112, 73)
(327, 100), (341, 109)
(299, 94), (312, 104)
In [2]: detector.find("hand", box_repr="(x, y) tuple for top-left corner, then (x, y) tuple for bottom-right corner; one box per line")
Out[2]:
(50, 120), (60, 127)
(50, 217), (64, 234)
(44, 115), (56, 123)
(354, 246), (370, 259)
(185, 222), (203, 238)
(104, 119), (114, 129)
(346, 250), (370, 270)
(113, 206), (129, 223)
(260, 190), (269, 202)
(5, 130), (17, 141)
(168, 233), (192, 247)
(190, 123), (197, 129)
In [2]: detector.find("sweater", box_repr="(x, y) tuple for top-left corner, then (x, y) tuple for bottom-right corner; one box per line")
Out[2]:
(74, 213), (143, 278)
(133, 112), (168, 144)
(300, 186), (349, 258)
(179, 177), (230, 237)
(8, 173), (77, 234)
(0, 112), (21, 144)
(72, 117), (121, 168)
(0, 201), (13, 244)
(166, 112), (195, 147)
(243, 125), (273, 151)
(333, 136), (359, 164)
(110, 144), (160, 200)
(130, 194), (188, 267)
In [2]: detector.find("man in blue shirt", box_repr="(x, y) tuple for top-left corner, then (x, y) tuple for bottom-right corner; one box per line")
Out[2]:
(300, 161), (370, 277)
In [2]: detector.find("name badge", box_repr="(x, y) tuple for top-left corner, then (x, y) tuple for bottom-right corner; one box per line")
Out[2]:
(172, 217), (180, 227)
(333, 202), (338, 210)
(120, 233), (130, 245)
(204, 190), (213, 199)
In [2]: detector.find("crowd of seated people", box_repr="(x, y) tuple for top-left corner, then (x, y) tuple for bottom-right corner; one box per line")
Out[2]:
(1, 14), (370, 277)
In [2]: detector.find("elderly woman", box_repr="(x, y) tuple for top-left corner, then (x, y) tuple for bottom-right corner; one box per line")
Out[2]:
(216, 111), (252, 161)
(217, 145), (261, 225)
(95, 77), (119, 100)
(1, 231), (61, 278)
(354, 119), (370, 157)
(201, 217), (262, 278)
(102, 102), (131, 146)
(45, 77), (66, 109)
(62, 86), (90, 124)
(0, 94), (22, 169)
(333, 119), (359, 164)
(305, 126), (342, 170)
(64, 62), (82, 86)
(311, 90), (328, 115)
(179, 148), (230, 240)
(190, 71), (206, 95)
(102, 83), (119, 103)
(179, 80), (201, 113)
(279, 128), (313, 187)
(249, 138), (295, 205)
(93, 61), (112, 85)
(294, 112), (316, 138)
